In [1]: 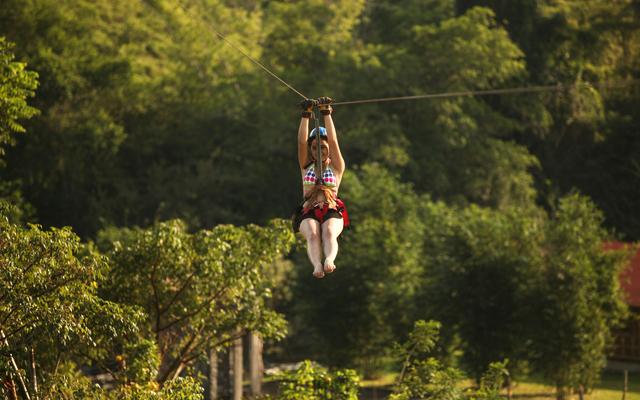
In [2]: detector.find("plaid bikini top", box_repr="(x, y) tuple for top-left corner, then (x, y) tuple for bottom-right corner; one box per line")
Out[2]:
(303, 164), (338, 188)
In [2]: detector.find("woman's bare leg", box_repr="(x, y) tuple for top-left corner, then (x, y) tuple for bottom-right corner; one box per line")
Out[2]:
(321, 217), (344, 273)
(299, 218), (324, 278)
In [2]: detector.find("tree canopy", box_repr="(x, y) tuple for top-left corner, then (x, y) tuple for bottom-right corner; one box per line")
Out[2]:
(1, 0), (638, 397)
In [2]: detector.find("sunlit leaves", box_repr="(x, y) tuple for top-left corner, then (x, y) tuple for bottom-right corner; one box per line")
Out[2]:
(0, 37), (38, 162)
(98, 218), (295, 382)
(389, 320), (507, 400)
(0, 201), (143, 391)
(275, 360), (359, 400)
(421, 194), (628, 390)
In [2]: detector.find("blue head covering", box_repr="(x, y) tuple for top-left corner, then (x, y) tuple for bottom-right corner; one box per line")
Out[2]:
(309, 126), (327, 141)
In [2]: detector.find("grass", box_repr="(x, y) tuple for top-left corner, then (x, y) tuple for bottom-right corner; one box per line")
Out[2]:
(505, 371), (640, 400)
(359, 370), (640, 400)
(360, 372), (397, 388)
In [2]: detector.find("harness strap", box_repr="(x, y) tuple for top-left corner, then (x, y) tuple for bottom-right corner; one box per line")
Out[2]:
(303, 185), (337, 210)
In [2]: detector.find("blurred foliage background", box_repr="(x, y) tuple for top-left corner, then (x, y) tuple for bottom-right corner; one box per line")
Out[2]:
(1, 0), (639, 398)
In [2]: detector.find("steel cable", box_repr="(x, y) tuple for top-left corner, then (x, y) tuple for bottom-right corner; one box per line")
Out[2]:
(331, 80), (637, 106)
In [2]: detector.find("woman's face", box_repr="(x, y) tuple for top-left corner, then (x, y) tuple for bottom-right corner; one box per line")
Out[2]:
(310, 139), (329, 161)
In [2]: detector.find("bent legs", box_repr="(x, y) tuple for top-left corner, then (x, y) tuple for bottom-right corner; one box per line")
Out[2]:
(299, 217), (344, 278)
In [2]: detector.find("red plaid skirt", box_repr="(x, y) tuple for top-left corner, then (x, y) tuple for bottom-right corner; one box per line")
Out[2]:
(292, 198), (350, 232)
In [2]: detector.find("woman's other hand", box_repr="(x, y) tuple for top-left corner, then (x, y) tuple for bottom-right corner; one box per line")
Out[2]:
(300, 98), (316, 118)
(318, 96), (333, 115)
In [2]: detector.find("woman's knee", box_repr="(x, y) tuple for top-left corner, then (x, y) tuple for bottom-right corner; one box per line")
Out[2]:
(322, 220), (343, 239)
(307, 229), (321, 242)
(300, 220), (320, 241)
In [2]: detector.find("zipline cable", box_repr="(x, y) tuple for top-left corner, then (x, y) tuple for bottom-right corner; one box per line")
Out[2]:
(313, 110), (323, 184)
(210, 29), (308, 100)
(175, 3), (638, 107)
(331, 80), (637, 106)
(174, 1), (308, 100)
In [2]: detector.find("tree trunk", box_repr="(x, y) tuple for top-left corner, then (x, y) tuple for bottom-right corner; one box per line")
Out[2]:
(578, 384), (584, 400)
(1, 330), (31, 400)
(220, 347), (231, 399)
(208, 348), (218, 400)
(232, 336), (243, 400)
(31, 347), (39, 400)
(4, 375), (19, 400)
(249, 332), (263, 396)
(171, 361), (187, 381)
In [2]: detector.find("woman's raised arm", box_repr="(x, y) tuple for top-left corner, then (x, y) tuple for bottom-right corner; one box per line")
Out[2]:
(298, 99), (315, 169)
(298, 117), (310, 169)
(318, 97), (345, 174)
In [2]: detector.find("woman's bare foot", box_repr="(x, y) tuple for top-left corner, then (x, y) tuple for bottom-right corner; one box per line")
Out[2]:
(323, 261), (336, 274)
(313, 265), (325, 278)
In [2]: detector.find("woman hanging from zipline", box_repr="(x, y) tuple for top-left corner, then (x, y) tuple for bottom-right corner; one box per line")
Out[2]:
(293, 97), (349, 278)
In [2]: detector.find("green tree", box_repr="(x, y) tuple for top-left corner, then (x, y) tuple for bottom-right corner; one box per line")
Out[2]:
(0, 37), (38, 223)
(288, 163), (426, 372)
(0, 0), (266, 236)
(42, 361), (204, 399)
(457, 0), (640, 239)
(0, 200), (143, 399)
(405, 6), (536, 207)
(419, 202), (543, 380)
(532, 194), (628, 397)
(419, 194), (628, 393)
(390, 320), (464, 400)
(0, 0), (546, 238)
(97, 218), (295, 383)
(0, 37), (38, 163)
(390, 320), (508, 400)
(352, 2), (538, 208)
(274, 361), (359, 400)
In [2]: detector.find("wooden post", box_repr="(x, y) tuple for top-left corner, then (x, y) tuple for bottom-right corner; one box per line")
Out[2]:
(622, 370), (628, 400)
(208, 348), (218, 400)
(232, 336), (243, 400)
(249, 332), (263, 396)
